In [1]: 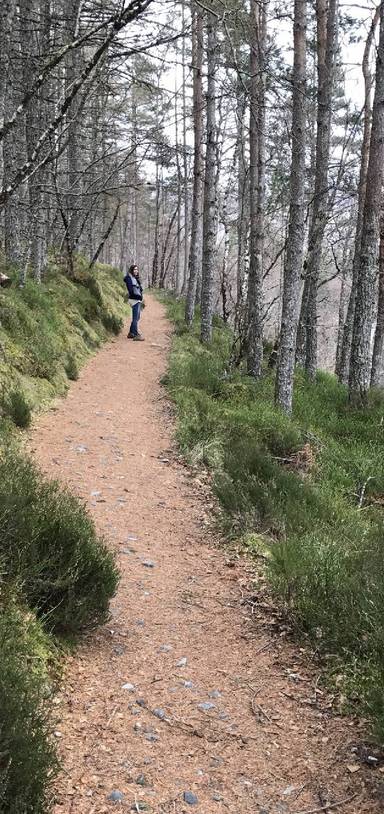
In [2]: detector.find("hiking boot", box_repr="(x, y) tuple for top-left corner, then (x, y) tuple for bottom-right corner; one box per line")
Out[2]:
(127, 332), (135, 339)
(133, 335), (145, 341)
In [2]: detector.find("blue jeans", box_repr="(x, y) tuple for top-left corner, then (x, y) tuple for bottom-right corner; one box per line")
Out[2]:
(130, 302), (141, 336)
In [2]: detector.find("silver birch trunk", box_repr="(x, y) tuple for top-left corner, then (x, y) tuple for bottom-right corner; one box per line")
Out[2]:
(337, 5), (380, 383)
(185, 1), (204, 324)
(247, 0), (266, 377)
(349, 0), (384, 404)
(235, 69), (248, 333)
(370, 207), (384, 388)
(181, 0), (189, 295)
(275, 0), (307, 413)
(303, 0), (338, 379)
(200, 12), (218, 344)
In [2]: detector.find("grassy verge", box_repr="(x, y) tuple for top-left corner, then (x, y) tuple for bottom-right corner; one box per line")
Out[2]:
(0, 257), (126, 811)
(160, 293), (384, 742)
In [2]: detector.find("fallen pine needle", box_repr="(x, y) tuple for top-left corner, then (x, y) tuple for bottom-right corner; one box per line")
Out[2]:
(292, 793), (357, 814)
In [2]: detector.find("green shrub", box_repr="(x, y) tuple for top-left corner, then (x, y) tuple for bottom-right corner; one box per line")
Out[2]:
(65, 354), (79, 381)
(2, 389), (32, 428)
(0, 602), (58, 813)
(101, 309), (123, 335)
(0, 449), (119, 634)
(161, 293), (384, 739)
(82, 296), (100, 324)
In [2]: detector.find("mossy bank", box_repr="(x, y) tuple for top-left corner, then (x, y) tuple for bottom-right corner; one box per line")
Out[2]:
(0, 257), (127, 423)
(0, 257), (125, 812)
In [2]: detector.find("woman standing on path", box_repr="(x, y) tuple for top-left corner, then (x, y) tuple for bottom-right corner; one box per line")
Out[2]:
(124, 264), (145, 341)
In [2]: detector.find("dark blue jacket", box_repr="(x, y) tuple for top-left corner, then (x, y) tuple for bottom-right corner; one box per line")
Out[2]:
(124, 273), (143, 301)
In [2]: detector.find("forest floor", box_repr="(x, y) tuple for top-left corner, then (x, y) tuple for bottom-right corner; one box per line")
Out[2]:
(28, 296), (382, 814)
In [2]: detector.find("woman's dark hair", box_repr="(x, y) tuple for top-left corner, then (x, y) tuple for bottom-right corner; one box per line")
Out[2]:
(128, 264), (137, 275)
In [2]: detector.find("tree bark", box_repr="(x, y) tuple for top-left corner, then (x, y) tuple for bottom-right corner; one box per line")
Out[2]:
(275, 0), (307, 413)
(370, 207), (384, 388)
(235, 67), (249, 335)
(335, 235), (353, 375)
(247, 0), (267, 377)
(349, 0), (384, 405)
(200, 11), (218, 344)
(337, 5), (380, 383)
(302, 0), (338, 379)
(185, 1), (204, 325)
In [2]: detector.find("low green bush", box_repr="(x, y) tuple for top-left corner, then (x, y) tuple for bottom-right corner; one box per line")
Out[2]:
(0, 257), (126, 811)
(0, 448), (119, 634)
(161, 294), (384, 740)
(65, 354), (79, 381)
(0, 601), (58, 813)
(101, 309), (123, 335)
(0, 257), (128, 417)
(2, 388), (32, 428)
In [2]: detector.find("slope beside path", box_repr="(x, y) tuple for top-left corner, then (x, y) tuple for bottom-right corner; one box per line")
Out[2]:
(28, 296), (381, 814)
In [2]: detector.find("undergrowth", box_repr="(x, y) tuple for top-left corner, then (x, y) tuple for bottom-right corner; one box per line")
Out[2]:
(159, 292), (384, 743)
(0, 255), (126, 810)
(0, 255), (127, 420)
(0, 601), (58, 813)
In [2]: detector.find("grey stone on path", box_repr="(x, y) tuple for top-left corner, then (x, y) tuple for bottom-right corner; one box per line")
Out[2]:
(122, 682), (136, 692)
(198, 701), (216, 712)
(159, 644), (172, 653)
(209, 689), (221, 699)
(153, 707), (166, 720)
(182, 680), (194, 689)
(183, 791), (198, 806)
(145, 733), (159, 742)
(282, 785), (296, 796)
(212, 793), (223, 802)
(121, 548), (133, 555)
(176, 657), (187, 667)
(136, 619), (145, 626)
(136, 774), (149, 786)
(113, 645), (125, 656)
(108, 790), (125, 803)
(142, 559), (155, 568)
(75, 445), (88, 453)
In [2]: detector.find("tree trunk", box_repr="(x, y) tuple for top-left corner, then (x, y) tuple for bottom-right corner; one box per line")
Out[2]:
(151, 159), (161, 287)
(3, 4), (27, 280)
(349, 0), (384, 405)
(335, 236), (353, 375)
(370, 208), (384, 388)
(181, 0), (189, 295)
(185, 1), (204, 325)
(174, 69), (182, 294)
(302, 0), (338, 379)
(337, 5), (380, 383)
(247, 0), (267, 377)
(0, 0), (17, 125)
(200, 11), (218, 344)
(275, 0), (307, 413)
(235, 67), (248, 335)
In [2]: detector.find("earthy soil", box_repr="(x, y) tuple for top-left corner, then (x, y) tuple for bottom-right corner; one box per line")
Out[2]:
(28, 296), (383, 814)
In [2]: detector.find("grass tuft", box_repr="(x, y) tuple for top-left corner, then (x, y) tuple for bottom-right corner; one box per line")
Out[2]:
(2, 388), (32, 428)
(161, 293), (384, 741)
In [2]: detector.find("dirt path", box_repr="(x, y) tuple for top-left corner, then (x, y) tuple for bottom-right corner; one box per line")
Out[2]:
(28, 297), (381, 814)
